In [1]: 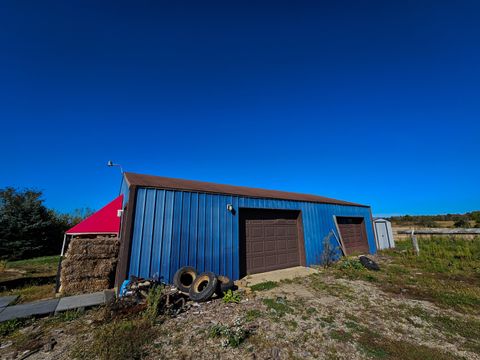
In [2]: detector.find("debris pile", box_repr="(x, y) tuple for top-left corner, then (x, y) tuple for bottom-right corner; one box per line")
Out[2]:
(113, 276), (189, 318)
(60, 237), (120, 295)
(119, 267), (236, 309)
(172, 267), (235, 302)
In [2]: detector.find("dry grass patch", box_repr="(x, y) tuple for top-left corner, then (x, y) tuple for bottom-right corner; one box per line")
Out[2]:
(331, 236), (480, 313)
(357, 329), (455, 360)
(71, 317), (155, 360)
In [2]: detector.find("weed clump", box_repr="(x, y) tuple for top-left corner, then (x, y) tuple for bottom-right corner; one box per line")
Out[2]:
(262, 297), (294, 318)
(209, 317), (252, 348)
(71, 318), (154, 360)
(144, 284), (164, 320)
(338, 258), (363, 270)
(56, 309), (82, 322)
(245, 309), (263, 322)
(222, 289), (241, 304)
(0, 318), (25, 337)
(250, 281), (278, 292)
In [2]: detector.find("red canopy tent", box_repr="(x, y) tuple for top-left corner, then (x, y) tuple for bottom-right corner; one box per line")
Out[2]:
(61, 195), (123, 255)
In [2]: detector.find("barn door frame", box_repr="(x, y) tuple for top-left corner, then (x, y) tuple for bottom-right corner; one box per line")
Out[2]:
(333, 215), (369, 256)
(238, 208), (307, 278)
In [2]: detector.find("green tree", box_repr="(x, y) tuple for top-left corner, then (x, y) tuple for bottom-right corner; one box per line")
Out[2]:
(54, 207), (95, 228)
(415, 218), (438, 228)
(0, 188), (65, 260)
(470, 211), (480, 223)
(454, 218), (470, 228)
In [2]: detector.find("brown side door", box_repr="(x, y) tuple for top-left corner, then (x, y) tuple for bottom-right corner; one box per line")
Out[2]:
(337, 216), (369, 255)
(240, 209), (305, 276)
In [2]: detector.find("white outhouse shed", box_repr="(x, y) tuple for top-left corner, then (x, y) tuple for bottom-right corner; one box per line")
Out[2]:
(374, 219), (395, 250)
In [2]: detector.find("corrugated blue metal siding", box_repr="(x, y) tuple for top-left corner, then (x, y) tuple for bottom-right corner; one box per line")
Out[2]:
(128, 188), (376, 283)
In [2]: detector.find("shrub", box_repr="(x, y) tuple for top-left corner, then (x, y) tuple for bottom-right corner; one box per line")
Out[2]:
(144, 285), (164, 320)
(321, 231), (339, 268)
(414, 218), (438, 228)
(454, 219), (470, 228)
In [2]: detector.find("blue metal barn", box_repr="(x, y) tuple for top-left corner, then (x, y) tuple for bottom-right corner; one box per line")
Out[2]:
(114, 172), (376, 287)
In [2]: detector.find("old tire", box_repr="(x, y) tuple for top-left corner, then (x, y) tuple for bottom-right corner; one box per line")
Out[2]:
(173, 266), (197, 293)
(215, 275), (235, 297)
(189, 272), (218, 302)
(359, 256), (380, 271)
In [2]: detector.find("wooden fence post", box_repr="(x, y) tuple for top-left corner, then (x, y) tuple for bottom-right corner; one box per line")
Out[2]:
(411, 229), (420, 256)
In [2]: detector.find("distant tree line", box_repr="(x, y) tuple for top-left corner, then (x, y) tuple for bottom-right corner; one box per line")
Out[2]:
(0, 187), (94, 260)
(389, 211), (480, 228)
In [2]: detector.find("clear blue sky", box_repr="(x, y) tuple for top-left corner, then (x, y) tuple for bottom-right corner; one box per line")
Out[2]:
(1, 1), (479, 216)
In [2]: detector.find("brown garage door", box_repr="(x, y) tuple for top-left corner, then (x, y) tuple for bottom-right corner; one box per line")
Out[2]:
(337, 216), (369, 255)
(240, 209), (305, 275)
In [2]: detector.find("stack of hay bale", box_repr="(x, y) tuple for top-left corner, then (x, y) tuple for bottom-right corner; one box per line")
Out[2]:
(60, 236), (120, 295)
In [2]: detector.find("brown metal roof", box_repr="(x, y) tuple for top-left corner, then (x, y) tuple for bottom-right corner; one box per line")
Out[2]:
(123, 172), (368, 207)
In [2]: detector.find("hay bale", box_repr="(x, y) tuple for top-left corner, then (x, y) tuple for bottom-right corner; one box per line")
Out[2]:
(66, 253), (116, 261)
(60, 236), (120, 295)
(66, 238), (120, 257)
(61, 279), (111, 295)
(61, 258), (117, 278)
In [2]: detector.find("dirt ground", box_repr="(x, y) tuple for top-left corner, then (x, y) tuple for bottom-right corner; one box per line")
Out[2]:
(1, 238), (479, 360)
(2, 270), (478, 359)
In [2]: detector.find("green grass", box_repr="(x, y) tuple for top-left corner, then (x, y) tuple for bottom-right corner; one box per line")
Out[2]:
(250, 281), (278, 292)
(332, 236), (480, 313)
(306, 274), (355, 299)
(56, 309), (83, 322)
(432, 315), (480, 353)
(284, 319), (298, 330)
(5, 255), (60, 276)
(404, 304), (480, 353)
(357, 329), (455, 360)
(6, 255), (60, 268)
(345, 320), (363, 332)
(0, 318), (26, 337)
(391, 236), (480, 275)
(262, 298), (294, 317)
(306, 307), (316, 315)
(0, 255), (59, 303)
(0, 283), (55, 303)
(0, 255), (60, 281)
(245, 309), (263, 322)
(330, 329), (353, 342)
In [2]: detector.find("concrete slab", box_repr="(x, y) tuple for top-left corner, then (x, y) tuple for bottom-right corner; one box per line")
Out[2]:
(237, 266), (320, 287)
(0, 298), (59, 322)
(0, 295), (18, 308)
(55, 291), (106, 313)
(104, 289), (115, 304)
